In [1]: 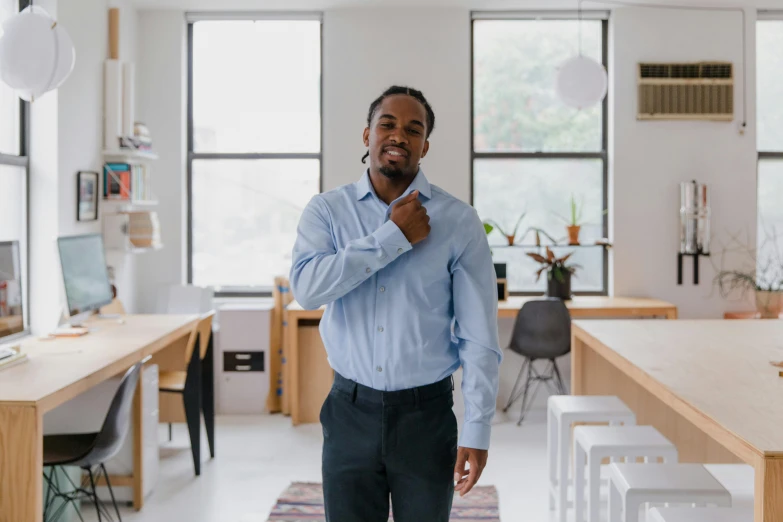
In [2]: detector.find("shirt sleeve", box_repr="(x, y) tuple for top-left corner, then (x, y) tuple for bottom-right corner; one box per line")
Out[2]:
(452, 208), (502, 450)
(290, 196), (412, 310)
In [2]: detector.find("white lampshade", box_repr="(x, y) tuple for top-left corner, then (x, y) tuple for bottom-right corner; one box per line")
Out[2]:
(0, 6), (75, 102)
(555, 55), (607, 110)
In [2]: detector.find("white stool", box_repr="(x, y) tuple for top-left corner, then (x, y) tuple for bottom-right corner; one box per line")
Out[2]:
(649, 507), (752, 522)
(705, 464), (755, 510)
(574, 425), (678, 522)
(548, 395), (636, 522)
(608, 463), (732, 522)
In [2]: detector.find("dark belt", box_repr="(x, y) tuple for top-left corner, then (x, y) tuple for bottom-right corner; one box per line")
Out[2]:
(333, 371), (454, 406)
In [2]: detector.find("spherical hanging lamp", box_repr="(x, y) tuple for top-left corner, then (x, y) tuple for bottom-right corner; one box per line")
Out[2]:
(555, 55), (608, 109)
(0, 5), (75, 102)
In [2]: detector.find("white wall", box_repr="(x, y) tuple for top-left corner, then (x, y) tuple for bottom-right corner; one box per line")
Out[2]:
(134, 10), (188, 313)
(128, 5), (762, 411)
(611, 7), (758, 319)
(323, 8), (471, 199)
(28, 0), (139, 332)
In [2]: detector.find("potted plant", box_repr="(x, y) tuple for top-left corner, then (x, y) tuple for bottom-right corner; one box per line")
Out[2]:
(527, 247), (581, 300)
(714, 271), (783, 318)
(556, 195), (607, 246)
(483, 213), (527, 246)
(712, 231), (783, 318)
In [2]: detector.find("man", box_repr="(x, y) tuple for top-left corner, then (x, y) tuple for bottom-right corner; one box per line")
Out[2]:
(290, 85), (501, 522)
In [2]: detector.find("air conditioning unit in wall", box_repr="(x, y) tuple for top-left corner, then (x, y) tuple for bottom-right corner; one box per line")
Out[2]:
(637, 62), (733, 121)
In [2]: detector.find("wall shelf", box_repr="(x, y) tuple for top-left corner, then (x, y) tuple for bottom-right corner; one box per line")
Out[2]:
(102, 199), (159, 211)
(490, 243), (612, 249)
(103, 149), (158, 163)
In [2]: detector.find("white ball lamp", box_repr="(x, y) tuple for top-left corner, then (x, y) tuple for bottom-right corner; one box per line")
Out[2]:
(555, 55), (608, 110)
(0, 5), (75, 102)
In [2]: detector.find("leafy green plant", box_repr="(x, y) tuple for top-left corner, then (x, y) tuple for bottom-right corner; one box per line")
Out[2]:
(527, 247), (582, 283)
(555, 194), (606, 227)
(483, 213), (527, 245)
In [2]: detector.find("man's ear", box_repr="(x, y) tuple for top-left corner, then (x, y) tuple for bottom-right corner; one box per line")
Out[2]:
(421, 140), (430, 158)
(363, 127), (370, 147)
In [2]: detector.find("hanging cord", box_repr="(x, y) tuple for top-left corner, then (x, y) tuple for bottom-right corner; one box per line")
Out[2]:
(578, 0), (583, 57)
(583, 0), (748, 133)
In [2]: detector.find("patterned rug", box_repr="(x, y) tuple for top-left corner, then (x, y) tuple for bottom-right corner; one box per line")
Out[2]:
(267, 482), (500, 521)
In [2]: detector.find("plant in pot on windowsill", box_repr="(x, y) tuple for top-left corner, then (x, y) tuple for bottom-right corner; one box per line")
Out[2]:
(527, 247), (581, 300)
(483, 213), (527, 246)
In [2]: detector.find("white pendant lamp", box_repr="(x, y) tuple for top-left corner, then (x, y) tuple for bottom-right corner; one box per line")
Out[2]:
(0, 5), (75, 102)
(556, 55), (608, 109)
(555, 1), (607, 110)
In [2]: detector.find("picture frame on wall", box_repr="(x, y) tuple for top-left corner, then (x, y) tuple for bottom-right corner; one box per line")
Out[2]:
(77, 171), (99, 222)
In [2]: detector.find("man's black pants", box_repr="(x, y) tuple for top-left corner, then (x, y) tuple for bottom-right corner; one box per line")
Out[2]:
(321, 372), (458, 522)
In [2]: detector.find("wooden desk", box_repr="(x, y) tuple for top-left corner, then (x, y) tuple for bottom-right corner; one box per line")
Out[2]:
(285, 296), (677, 425)
(0, 314), (199, 522)
(498, 296), (677, 319)
(572, 320), (783, 522)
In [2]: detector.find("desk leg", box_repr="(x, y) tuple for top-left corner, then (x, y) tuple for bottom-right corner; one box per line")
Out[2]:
(290, 317), (301, 426)
(571, 334), (585, 396)
(0, 404), (42, 522)
(756, 457), (783, 522)
(133, 369), (145, 510)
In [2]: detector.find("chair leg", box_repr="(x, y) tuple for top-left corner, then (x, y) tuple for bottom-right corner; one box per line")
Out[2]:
(87, 467), (103, 522)
(169, 423), (172, 442)
(517, 359), (536, 426)
(552, 359), (568, 395)
(101, 463), (123, 522)
(503, 357), (530, 413)
(184, 390), (202, 476)
(202, 332), (216, 459)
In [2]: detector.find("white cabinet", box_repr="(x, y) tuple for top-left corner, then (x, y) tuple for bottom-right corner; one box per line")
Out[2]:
(216, 303), (273, 414)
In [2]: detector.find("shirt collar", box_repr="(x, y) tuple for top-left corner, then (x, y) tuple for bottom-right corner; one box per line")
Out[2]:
(354, 169), (432, 202)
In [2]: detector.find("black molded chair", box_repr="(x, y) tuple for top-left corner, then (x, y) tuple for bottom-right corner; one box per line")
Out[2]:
(43, 362), (142, 522)
(502, 298), (571, 426)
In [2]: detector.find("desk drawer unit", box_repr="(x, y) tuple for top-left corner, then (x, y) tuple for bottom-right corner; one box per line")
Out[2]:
(224, 351), (265, 372)
(216, 303), (273, 414)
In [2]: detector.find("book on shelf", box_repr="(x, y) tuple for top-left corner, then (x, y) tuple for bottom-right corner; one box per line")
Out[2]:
(104, 162), (152, 202)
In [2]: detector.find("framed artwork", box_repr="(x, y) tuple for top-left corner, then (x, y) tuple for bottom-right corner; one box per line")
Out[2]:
(77, 171), (99, 221)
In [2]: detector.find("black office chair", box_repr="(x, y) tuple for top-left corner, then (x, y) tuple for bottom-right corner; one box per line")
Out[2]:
(42, 363), (142, 522)
(502, 298), (571, 426)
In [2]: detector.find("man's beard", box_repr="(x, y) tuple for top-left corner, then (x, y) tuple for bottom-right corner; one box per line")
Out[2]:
(379, 165), (406, 179)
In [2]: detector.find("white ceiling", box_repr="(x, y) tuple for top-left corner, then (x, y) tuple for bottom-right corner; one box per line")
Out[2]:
(131, 0), (783, 10)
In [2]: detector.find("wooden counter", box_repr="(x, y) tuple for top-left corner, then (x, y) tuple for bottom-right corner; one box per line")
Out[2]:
(572, 319), (783, 522)
(285, 296), (677, 425)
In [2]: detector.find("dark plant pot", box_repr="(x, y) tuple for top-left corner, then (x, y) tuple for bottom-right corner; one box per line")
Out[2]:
(493, 263), (507, 279)
(546, 270), (572, 300)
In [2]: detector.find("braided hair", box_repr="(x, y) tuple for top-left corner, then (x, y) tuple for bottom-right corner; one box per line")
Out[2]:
(361, 86), (435, 164)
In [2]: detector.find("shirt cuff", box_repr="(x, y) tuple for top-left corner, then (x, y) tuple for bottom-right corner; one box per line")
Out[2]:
(459, 421), (492, 450)
(373, 220), (412, 260)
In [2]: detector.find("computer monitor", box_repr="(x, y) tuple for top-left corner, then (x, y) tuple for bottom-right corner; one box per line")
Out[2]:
(0, 241), (24, 342)
(57, 234), (114, 318)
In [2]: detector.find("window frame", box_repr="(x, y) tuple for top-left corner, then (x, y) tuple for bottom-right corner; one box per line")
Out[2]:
(470, 12), (610, 296)
(756, 13), (783, 286)
(0, 0), (31, 340)
(185, 13), (324, 297)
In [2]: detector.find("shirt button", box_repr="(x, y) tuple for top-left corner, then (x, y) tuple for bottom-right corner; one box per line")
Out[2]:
(379, 286), (385, 292)
(397, 248), (404, 254)
(377, 366), (383, 373)
(378, 326), (384, 332)
(365, 267), (371, 273)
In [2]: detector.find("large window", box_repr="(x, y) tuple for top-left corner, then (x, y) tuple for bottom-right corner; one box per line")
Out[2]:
(757, 16), (783, 283)
(472, 14), (608, 294)
(187, 15), (322, 294)
(0, 0), (29, 333)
